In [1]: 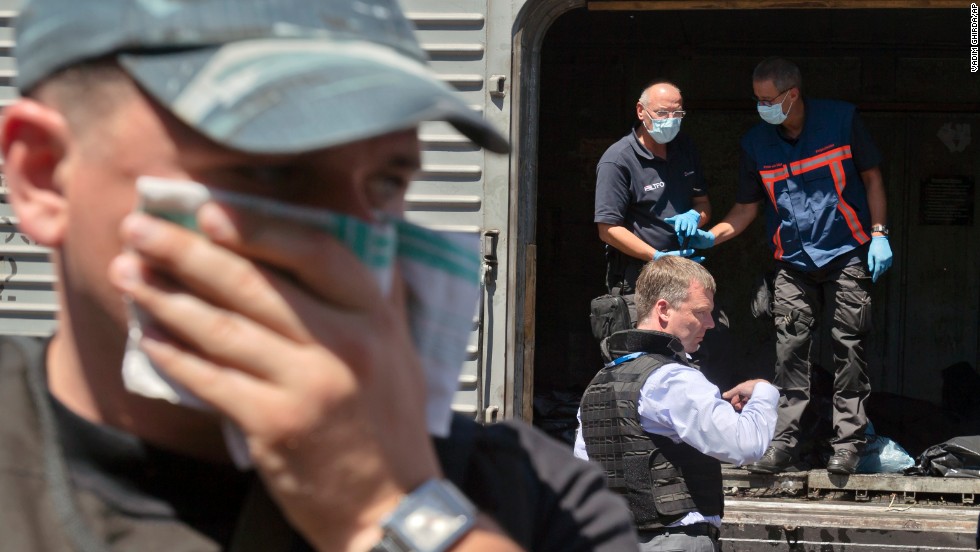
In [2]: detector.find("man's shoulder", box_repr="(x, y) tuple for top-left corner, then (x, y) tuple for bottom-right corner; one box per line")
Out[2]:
(597, 130), (639, 165)
(615, 351), (705, 388)
(646, 356), (697, 370)
(671, 130), (700, 152)
(0, 336), (58, 549)
(741, 119), (776, 148)
(437, 414), (576, 467)
(641, 357), (702, 381)
(0, 335), (45, 370)
(805, 97), (854, 120)
(436, 413), (622, 495)
(808, 97), (856, 114)
(436, 415), (638, 551)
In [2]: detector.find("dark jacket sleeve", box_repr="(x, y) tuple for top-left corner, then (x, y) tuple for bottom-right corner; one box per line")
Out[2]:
(435, 415), (639, 552)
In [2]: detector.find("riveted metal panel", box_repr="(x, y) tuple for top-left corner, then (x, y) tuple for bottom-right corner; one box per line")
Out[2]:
(0, 1), (517, 420)
(1, 5), (61, 337)
(0, 181), (59, 336)
(401, 0), (514, 421)
(0, 4), (15, 108)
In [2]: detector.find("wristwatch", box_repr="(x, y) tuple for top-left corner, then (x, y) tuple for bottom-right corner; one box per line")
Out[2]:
(871, 224), (889, 236)
(371, 480), (477, 552)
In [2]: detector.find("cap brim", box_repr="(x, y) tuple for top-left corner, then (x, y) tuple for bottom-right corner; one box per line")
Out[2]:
(118, 39), (509, 154)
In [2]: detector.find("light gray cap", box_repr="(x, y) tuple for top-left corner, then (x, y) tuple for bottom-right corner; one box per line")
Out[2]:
(14, 0), (509, 154)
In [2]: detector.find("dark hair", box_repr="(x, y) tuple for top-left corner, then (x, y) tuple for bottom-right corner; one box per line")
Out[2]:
(752, 57), (802, 93)
(29, 56), (133, 128)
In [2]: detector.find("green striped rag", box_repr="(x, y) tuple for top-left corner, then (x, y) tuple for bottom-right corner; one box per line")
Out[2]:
(123, 176), (481, 467)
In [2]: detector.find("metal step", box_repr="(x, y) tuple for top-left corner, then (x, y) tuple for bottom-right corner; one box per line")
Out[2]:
(722, 466), (980, 505)
(720, 467), (980, 551)
(723, 498), (978, 551)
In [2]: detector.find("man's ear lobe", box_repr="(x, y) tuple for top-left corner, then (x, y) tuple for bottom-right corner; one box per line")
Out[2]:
(1, 99), (70, 246)
(653, 298), (671, 325)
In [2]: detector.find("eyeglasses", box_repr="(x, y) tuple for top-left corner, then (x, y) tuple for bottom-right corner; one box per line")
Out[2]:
(645, 108), (686, 120)
(756, 89), (791, 107)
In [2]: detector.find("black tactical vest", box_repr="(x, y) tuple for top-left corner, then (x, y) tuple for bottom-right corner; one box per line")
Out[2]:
(581, 330), (723, 530)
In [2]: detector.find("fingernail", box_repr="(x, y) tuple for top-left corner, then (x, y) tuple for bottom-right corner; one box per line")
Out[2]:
(109, 254), (142, 289)
(198, 203), (235, 241)
(121, 212), (161, 246)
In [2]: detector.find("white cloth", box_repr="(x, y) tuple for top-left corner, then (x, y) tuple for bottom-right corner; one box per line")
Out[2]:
(123, 177), (480, 467)
(574, 361), (779, 527)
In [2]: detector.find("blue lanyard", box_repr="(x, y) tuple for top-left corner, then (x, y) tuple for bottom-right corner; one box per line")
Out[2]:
(605, 351), (644, 368)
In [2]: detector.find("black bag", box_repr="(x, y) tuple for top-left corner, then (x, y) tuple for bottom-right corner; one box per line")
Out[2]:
(590, 293), (636, 342)
(905, 436), (980, 478)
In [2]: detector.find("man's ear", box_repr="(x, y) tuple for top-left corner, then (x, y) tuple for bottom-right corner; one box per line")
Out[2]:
(652, 298), (671, 327)
(1, 99), (70, 246)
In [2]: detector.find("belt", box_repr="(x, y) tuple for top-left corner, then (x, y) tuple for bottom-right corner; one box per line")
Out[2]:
(639, 522), (721, 540)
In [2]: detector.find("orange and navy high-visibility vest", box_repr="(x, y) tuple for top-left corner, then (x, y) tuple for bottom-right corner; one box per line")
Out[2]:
(741, 99), (873, 270)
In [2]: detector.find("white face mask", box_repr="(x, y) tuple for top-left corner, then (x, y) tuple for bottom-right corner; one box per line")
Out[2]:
(757, 94), (795, 125)
(123, 176), (481, 466)
(644, 114), (682, 144)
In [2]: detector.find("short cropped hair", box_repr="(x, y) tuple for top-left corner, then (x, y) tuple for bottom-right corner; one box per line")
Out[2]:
(635, 256), (716, 324)
(638, 80), (681, 108)
(752, 57), (803, 93)
(29, 57), (134, 129)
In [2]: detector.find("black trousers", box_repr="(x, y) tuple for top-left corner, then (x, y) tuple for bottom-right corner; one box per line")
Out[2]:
(606, 254), (645, 295)
(770, 262), (873, 453)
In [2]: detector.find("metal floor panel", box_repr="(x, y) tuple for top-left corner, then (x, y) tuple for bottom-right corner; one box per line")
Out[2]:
(721, 466), (980, 551)
(724, 499), (978, 550)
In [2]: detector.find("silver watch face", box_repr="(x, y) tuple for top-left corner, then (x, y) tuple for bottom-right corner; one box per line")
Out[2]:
(401, 502), (469, 549)
(385, 480), (476, 552)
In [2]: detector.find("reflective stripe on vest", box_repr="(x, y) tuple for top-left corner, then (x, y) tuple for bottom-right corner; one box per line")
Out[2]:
(788, 145), (870, 244)
(759, 165), (790, 260)
(746, 100), (872, 268)
(759, 145), (870, 263)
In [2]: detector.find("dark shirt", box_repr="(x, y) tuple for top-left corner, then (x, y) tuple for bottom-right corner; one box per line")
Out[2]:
(736, 106), (880, 205)
(53, 393), (257, 549)
(0, 336), (639, 551)
(735, 99), (881, 271)
(595, 125), (707, 252)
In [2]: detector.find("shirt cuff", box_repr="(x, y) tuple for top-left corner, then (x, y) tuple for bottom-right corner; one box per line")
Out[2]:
(751, 382), (780, 406)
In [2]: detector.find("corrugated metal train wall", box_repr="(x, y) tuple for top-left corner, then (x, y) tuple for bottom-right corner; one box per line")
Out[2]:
(0, 0), (500, 419)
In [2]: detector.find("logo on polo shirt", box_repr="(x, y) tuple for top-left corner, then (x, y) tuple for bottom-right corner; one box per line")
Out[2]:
(644, 180), (665, 192)
(684, 170), (696, 177)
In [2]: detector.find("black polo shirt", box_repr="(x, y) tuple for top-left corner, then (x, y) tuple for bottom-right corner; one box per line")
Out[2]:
(595, 125), (708, 252)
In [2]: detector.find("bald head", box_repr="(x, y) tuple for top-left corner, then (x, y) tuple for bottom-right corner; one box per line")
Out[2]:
(639, 81), (682, 109)
(636, 81), (684, 142)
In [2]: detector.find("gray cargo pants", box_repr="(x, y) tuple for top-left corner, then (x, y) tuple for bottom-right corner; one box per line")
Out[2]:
(770, 262), (873, 454)
(639, 533), (720, 552)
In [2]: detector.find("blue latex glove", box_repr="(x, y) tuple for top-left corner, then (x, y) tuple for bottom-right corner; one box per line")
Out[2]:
(686, 229), (716, 250)
(664, 209), (701, 241)
(654, 249), (705, 264)
(868, 235), (893, 283)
